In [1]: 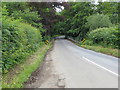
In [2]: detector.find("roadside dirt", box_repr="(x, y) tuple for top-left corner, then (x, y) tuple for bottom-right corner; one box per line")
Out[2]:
(24, 42), (65, 88)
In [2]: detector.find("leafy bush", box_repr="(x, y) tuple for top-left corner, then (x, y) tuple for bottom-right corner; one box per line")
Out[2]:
(43, 35), (51, 41)
(11, 9), (41, 26)
(85, 14), (112, 30)
(83, 40), (93, 45)
(2, 16), (42, 73)
(86, 27), (119, 48)
(4, 2), (42, 28)
(52, 21), (66, 35)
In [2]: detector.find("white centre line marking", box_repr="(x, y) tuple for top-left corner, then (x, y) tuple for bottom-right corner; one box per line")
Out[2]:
(82, 57), (119, 76)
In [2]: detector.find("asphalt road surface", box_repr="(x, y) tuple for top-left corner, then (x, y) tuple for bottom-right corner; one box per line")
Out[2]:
(51, 39), (118, 88)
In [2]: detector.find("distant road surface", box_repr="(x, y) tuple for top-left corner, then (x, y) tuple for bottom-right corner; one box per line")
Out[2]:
(51, 39), (118, 88)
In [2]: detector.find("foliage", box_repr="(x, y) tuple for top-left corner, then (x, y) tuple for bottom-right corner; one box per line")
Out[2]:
(96, 2), (118, 24)
(85, 14), (112, 30)
(86, 27), (119, 48)
(43, 35), (51, 41)
(11, 9), (41, 27)
(2, 2), (119, 74)
(28, 2), (69, 36)
(2, 44), (51, 88)
(2, 16), (42, 73)
(4, 2), (42, 28)
(67, 2), (94, 39)
(54, 2), (94, 40)
(4, 2), (28, 15)
(81, 45), (120, 58)
(54, 2), (118, 44)
(52, 21), (66, 35)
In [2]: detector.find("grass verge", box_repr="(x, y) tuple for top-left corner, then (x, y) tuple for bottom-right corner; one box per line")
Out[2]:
(2, 43), (52, 88)
(80, 45), (120, 58)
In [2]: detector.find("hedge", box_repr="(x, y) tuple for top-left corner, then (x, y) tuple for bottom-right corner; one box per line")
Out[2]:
(2, 16), (43, 73)
(86, 27), (119, 48)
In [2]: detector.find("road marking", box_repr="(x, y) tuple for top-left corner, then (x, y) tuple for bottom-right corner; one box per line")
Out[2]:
(82, 57), (119, 76)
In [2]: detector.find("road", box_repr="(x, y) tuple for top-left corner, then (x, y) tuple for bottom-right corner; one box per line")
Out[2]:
(51, 39), (118, 88)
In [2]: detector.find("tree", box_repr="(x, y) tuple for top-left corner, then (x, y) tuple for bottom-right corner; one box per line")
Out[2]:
(4, 2), (42, 28)
(85, 14), (112, 30)
(96, 2), (118, 24)
(59, 2), (94, 40)
(28, 2), (69, 36)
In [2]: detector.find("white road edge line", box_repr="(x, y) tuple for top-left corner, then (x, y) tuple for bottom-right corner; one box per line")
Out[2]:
(82, 57), (119, 76)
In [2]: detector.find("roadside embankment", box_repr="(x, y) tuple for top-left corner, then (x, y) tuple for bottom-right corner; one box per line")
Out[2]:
(67, 37), (119, 58)
(2, 43), (51, 88)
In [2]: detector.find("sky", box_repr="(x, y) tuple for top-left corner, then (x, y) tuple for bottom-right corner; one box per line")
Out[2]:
(55, 6), (64, 12)
(55, 0), (100, 12)
(55, 0), (118, 12)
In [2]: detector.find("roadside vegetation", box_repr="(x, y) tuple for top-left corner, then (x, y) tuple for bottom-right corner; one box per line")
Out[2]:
(2, 2), (44, 74)
(2, 44), (51, 88)
(2, 2), (68, 88)
(2, 17), (43, 73)
(52, 2), (119, 57)
(81, 45), (119, 58)
(1, 1), (119, 88)
(2, 2), (53, 88)
(80, 26), (119, 57)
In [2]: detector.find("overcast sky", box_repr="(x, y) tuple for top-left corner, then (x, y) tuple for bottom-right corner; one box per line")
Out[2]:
(56, 0), (100, 12)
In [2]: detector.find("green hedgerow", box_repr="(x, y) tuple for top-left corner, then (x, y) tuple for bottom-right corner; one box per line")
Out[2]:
(2, 16), (43, 73)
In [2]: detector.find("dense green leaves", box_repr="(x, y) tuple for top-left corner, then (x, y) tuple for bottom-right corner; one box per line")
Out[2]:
(96, 2), (118, 24)
(52, 22), (66, 35)
(85, 14), (112, 30)
(2, 17), (43, 73)
(53, 2), (94, 40)
(4, 2), (42, 28)
(86, 27), (119, 48)
(28, 2), (68, 36)
(11, 9), (41, 26)
(53, 2), (118, 49)
(2, 2), (44, 73)
(2, 2), (119, 73)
